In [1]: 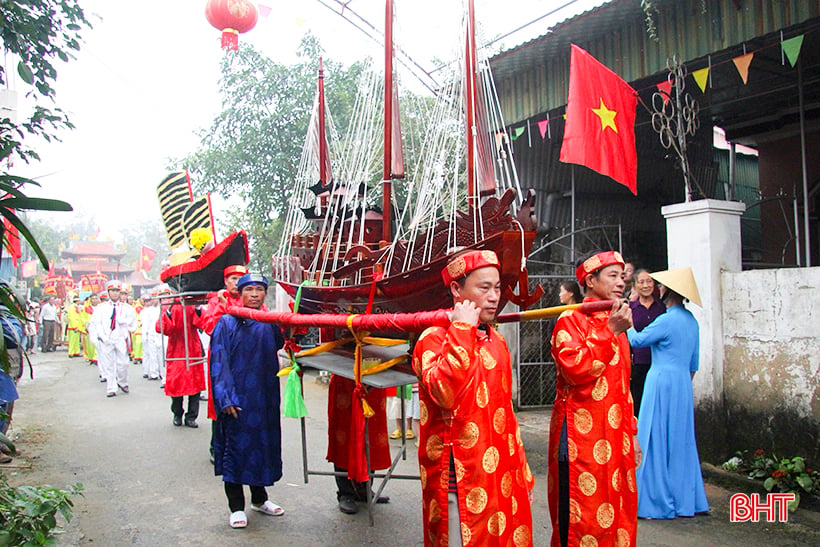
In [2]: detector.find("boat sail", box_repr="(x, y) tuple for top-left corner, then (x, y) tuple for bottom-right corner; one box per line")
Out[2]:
(273, 0), (539, 315)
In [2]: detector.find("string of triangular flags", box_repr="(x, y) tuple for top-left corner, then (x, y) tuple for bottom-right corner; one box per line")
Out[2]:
(501, 28), (809, 147)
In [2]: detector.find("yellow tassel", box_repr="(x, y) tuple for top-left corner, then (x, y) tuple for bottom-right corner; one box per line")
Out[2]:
(277, 366), (293, 377)
(361, 354), (408, 376)
(361, 399), (375, 418)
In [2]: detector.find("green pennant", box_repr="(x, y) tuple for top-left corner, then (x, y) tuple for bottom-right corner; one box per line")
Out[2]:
(782, 35), (804, 68)
(511, 126), (526, 140)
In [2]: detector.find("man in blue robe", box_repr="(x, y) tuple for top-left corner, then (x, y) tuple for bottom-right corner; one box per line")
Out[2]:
(210, 273), (285, 529)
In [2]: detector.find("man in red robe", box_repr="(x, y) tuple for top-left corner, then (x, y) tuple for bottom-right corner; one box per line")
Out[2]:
(158, 301), (206, 427)
(413, 250), (534, 547)
(548, 251), (641, 547)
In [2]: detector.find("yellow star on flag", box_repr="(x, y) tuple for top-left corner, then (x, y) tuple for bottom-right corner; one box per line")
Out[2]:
(592, 98), (618, 133)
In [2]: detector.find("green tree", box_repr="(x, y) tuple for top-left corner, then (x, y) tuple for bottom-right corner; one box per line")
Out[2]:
(180, 34), (366, 268)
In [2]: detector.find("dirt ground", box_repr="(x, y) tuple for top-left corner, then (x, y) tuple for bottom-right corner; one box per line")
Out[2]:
(3, 349), (819, 546)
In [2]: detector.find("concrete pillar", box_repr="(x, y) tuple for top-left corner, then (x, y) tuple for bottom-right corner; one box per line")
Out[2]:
(661, 199), (745, 461)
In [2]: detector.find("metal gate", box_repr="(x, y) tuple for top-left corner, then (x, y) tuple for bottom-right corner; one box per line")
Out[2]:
(515, 225), (623, 408)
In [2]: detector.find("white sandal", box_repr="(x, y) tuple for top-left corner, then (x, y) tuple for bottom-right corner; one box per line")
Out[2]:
(229, 510), (247, 528)
(251, 500), (284, 516)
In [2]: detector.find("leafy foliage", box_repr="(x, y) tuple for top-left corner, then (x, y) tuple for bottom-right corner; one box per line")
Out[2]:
(723, 449), (820, 511)
(179, 34), (367, 266)
(0, 474), (82, 546)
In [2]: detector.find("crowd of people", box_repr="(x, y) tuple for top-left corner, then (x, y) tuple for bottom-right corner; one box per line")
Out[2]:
(15, 249), (710, 545)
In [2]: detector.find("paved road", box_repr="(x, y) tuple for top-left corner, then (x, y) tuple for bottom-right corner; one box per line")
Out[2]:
(4, 350), (819, 546)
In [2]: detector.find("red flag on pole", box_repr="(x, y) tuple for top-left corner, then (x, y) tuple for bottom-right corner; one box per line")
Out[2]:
(2, 217), (21, 267)
(559, 44), (639, 195)
(139, 245), (157, 272)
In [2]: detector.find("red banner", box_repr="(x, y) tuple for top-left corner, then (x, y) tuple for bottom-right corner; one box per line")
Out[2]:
(139, 245), (157, 272)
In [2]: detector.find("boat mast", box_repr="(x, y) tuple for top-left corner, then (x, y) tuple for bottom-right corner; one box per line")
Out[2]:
(465, 0), (478, 207)
(382, 0), (394, 241)
(318, 57), (332, 187)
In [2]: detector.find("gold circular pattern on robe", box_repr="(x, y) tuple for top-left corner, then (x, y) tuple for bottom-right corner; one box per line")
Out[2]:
(460, 523), (471, 545)
(580, 535), (599, 547)
(593, 439), (612, 465)
(512, 495), (518, 515)
(426, 434), (443, 461)
(447, 353), (462, 370)
(466, 487), (488, 514)
(487, 511), (507, 536)
(421, 350), (437, 371)
(574, 408), (594, 434)
(482, 446), (500, 474)
(476, 381), (489, 408)
(436, 379), (455, 407)
(622, 431), (631, 456)
(616, 528), (631, 547)
(335, 392), (351, 409)
(480, 346), (498, 370)
(493, 407), (506, 434)
(429, 498), (441, 523)
(578, 472), (597, 496)
(460, 422), (480, 449)
(513, 525), (531, 547)
(608, 403), (622, 430)
(420, 400), (428, 426)
(453, 345), (470, 369)
(454, 458), (466, 482)
(569, 498), (582, 524)
(597, 502), (615, 529)
(524, 462), (533, 483)
(609, 349), (620, 366)
(567, 438), (578, 462)
(555, 329), (571, 346)
(419, 465), (427, 489)
(515, 423), (523, 445)
(502, 370), (510, 394)
(508, 433), (516, 456)
(627, 468), (636, 493)
(611, 468), (621, 492)
(590, 359), (606, 377)
(502, 471), (513, 497)
(592, 376), (609, 401)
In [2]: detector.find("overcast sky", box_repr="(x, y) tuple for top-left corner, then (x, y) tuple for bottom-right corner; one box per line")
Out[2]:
(13, 0), (604, 243)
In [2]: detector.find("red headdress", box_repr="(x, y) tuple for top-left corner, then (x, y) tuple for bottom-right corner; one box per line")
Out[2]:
(223, 265), (249, 278)
(575, 251), (625, 285)
(442, 250), (500, 286)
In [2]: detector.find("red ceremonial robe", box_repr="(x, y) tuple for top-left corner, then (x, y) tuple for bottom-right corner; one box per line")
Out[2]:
(548, 301), (638, 547)
(157, 304), (206, 398)
(413, 322), (534, 547)
(326, 375), (391, 478)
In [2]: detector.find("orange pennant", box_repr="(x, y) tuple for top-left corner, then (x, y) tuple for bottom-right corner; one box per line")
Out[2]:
(733, 53), (754, 84)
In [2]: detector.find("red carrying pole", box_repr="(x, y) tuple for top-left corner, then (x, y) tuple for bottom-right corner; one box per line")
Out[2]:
(226, 300), (615, 333)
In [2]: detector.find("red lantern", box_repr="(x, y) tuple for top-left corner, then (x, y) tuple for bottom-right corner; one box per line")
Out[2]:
(205, 0), (259, 51)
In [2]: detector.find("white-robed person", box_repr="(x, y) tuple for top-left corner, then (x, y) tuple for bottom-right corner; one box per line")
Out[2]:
(89, 280), (138, 397)
(140, 292), (162, 381)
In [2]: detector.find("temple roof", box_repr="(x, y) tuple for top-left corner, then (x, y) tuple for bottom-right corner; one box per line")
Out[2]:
(62, 240), (127, 259)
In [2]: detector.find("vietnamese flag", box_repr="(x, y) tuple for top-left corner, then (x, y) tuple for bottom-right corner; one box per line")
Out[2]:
(139, 245), (157, 272)
(559, 44), (638, 195)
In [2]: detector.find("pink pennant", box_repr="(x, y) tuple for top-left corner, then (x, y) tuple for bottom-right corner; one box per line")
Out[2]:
(656, 80), (672, 104)
(538, 119), (548, 139)
(258, 4), (272, 18)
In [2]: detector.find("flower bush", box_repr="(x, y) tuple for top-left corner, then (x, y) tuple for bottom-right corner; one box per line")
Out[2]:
(722, 449), (820, 511)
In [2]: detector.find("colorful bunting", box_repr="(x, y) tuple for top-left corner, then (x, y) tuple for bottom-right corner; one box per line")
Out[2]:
(656, 80), (672, 104)
(732, 53), (754, 84)
(495, 132), (505, 151)
(782, 35), (804, 68)
(538, 119), (549, 139)
(258, 4), (272, 18)
(692, 67), (710, 93)
(512, 126), (526, 140)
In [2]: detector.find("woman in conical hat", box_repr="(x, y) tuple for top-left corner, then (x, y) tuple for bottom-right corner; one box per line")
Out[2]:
(627, 266), (710, 519)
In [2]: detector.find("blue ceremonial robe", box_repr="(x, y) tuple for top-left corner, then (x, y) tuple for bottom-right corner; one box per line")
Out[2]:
(210, 314), (284, 486)
(628, 305), (710, 519)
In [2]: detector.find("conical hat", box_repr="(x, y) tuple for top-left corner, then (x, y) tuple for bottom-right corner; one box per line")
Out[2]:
(649, 267), (702, 306)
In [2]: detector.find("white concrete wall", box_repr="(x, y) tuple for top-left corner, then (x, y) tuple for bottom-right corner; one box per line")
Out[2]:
(722, 267), (820, 423)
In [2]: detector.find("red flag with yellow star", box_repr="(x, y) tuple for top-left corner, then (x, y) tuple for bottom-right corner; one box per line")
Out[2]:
(560, 44), (638, 194)
(138, 245), (157, 272)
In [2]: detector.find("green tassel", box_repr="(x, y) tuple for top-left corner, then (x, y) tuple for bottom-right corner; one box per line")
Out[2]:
(282, 361), (308, 418)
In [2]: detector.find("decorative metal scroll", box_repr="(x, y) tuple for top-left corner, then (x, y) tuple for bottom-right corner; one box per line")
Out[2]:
(651, 56), (706, 201)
